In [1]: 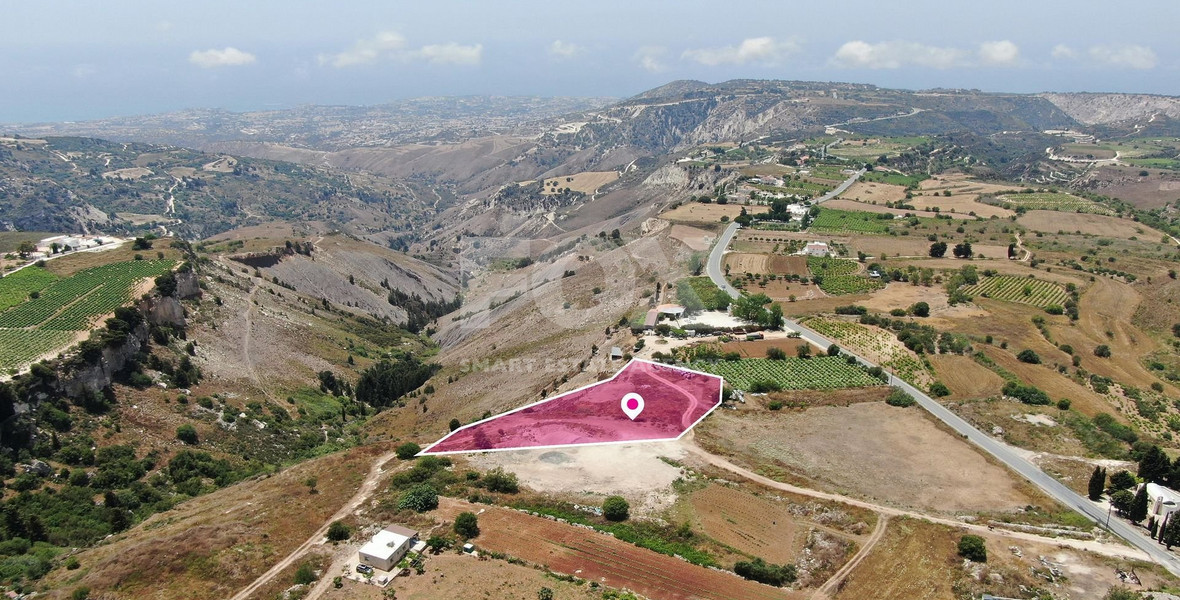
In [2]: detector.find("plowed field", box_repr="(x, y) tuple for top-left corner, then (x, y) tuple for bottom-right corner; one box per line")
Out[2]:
(438, 499), (798, 600)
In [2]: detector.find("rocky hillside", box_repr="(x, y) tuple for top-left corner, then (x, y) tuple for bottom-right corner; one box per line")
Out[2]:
(1041, 92), (1180, 125)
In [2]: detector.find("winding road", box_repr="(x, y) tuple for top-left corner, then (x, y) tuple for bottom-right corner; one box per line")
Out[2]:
(704, 171), (1180, 577)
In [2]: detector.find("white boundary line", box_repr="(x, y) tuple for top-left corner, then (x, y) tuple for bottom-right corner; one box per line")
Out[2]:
(419, 358), (724, 456)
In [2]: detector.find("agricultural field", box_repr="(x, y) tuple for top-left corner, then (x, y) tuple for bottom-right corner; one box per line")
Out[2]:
(660, 202), (766, 225)
(0, 266), (59, 311)
(860, 170), (929, 188)
(961, 276), (1069, 309)
(802, 317), (932, 386)
(688, 356), (882, 391)
(993, 191), (1115, 215)
(808, 208), (896, 234)
(434, 499), (796, 600)
(807, 256), (884, 295)
(0, 259), (175, 371)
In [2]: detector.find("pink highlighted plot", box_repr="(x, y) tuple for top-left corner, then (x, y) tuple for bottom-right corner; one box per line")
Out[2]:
(421, 359), (723, 455)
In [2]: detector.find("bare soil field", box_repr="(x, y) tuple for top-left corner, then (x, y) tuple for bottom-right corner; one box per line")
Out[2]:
(465, 442), (687, 514)
(834, 517), (1165, 600)
(687, 484), (805, 564)
(1089, 165), (1180, 209)
(770, 254), (811, 276)
(845, 235), (933, 258)
(858, 283), (987, 323)
(660, 202), (766, 224)
(980, 346), (1114, 419)
(696, 403), (1034, 513)
(824, 198), (939, 218)
(748, 278), (829, 302)
(101, 166), (153, 179)
(543, 170), (619, 195)
(378, 552), (603, 600)
(928, 355), (1004, 400)
(202, 156), (238, 172)
(1053, 277), (1179, 396)
(908, 194), (1014, 218)
(1018, 210), (1159, 239)
(668, 224), (714, 251)
(435, 499), (800, 600)
(844, 181), (909, 204)
(725, 252), (770, 274)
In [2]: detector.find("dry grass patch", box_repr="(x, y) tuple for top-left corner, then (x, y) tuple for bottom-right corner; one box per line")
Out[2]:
(42, 444), (391, 600)
(1018, 211), (1159, 239)
(696, 403), (1035, 514)
(541, 170), (619, 194)
(929, 355), (1004, 400)
(660, 202), (766, 224)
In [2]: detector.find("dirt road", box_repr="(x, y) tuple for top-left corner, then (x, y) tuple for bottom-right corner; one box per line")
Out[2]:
(679, 440), (1150, 562)
(812, 515), (889, 600)
(227, 450), (400, 600)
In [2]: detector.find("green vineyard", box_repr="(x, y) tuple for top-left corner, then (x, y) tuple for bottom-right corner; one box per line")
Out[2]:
(0, 260), (175, 372)
(807, 256), (884, 295)
(808, 208), (894, 234)
(803, 317), (932, 385)
(689, 356), (882, 391)
(995, 192), (1114, 215)
(961, 276), (1069, 309)
(0, 267), (59, 311)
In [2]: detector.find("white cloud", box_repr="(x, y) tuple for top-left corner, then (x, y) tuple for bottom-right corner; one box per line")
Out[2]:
(73, 64), (98, 79)
(1087, 44), (1157, 70)
(681, 36), (801, 66)
(1051, 44), (1077, 60)
(549, 40), (583, 59)
(978, 40), (1020, 66)
(831, 40), (966, 69)
(318, 31), (406, 68)
(319, 32), (481, 67)
(189, 47), (257, 68)
(634, 46), (668, 72)
(410, 43), (483, 66)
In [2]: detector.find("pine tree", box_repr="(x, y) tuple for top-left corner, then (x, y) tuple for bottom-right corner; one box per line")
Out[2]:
(1088, 466), (1107, 501)
(1165, 514), (1180, 550)
(1131, 485), (1150, 522)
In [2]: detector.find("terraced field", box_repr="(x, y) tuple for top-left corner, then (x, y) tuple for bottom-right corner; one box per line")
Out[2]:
(807, 256), (884, 295)
(0, 260), (175, 372)
(962, 276), (1069, 309)
(689, 356), (882, 391)
(802, 317), (932, 386)
(995, 192), (1115, 215)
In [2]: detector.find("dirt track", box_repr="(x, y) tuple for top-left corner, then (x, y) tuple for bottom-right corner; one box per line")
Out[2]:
(228, 450), (400, 600)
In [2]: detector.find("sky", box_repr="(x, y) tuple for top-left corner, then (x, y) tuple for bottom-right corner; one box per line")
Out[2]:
(3, 0), (1178, 123)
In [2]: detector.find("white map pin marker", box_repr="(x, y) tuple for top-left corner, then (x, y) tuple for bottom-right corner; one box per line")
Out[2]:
(621, 392), (645, 420)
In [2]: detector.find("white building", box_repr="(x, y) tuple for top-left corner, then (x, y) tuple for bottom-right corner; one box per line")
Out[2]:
(804, 242), (829, 257)
(358, 525), (418, 571)
(1147, 483), (1180, 524)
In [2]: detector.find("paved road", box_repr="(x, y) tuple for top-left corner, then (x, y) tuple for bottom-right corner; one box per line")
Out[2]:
(815, 168), (866, 204)
(703, 171), (1180, 576)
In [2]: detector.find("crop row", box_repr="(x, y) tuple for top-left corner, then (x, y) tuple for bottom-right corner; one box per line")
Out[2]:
(961, 276), (1068, 309)
(804, 317), (932, 385)
(0, 260), (175, 329)
(689, 356), (882, 391)
(807, 256), (884, 295)
(996, 193), (1114, 216)
(0, 329), (76, 373)
(0, 267), (60, 312)
(808, 208), (892, 234)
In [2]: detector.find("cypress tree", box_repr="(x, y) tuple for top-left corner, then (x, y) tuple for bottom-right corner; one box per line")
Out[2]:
(1131, 485), (1150, 522)
(1088, 466), (1106, 501)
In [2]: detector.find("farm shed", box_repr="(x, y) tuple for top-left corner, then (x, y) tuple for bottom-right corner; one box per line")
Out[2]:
(359, 525), (418, 571)
(643, 309), (659, 330)
(610, 346), (624, 361)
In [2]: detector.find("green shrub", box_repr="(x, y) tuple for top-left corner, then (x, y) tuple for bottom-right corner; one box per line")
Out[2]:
(398, 484), (439, 512)
(294, 561), (316, 585)
(603, 496), (630, 522)
(885, 388), (915, 407)
(929, 382), (950, 397)
(395, 442), (421, 460)
(176, 424), (198, 445)
(327, 521), (351, 542)
(957, 534), (987, 562)
(454, 511), (480, 538)
(734, 557), (797, 586)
